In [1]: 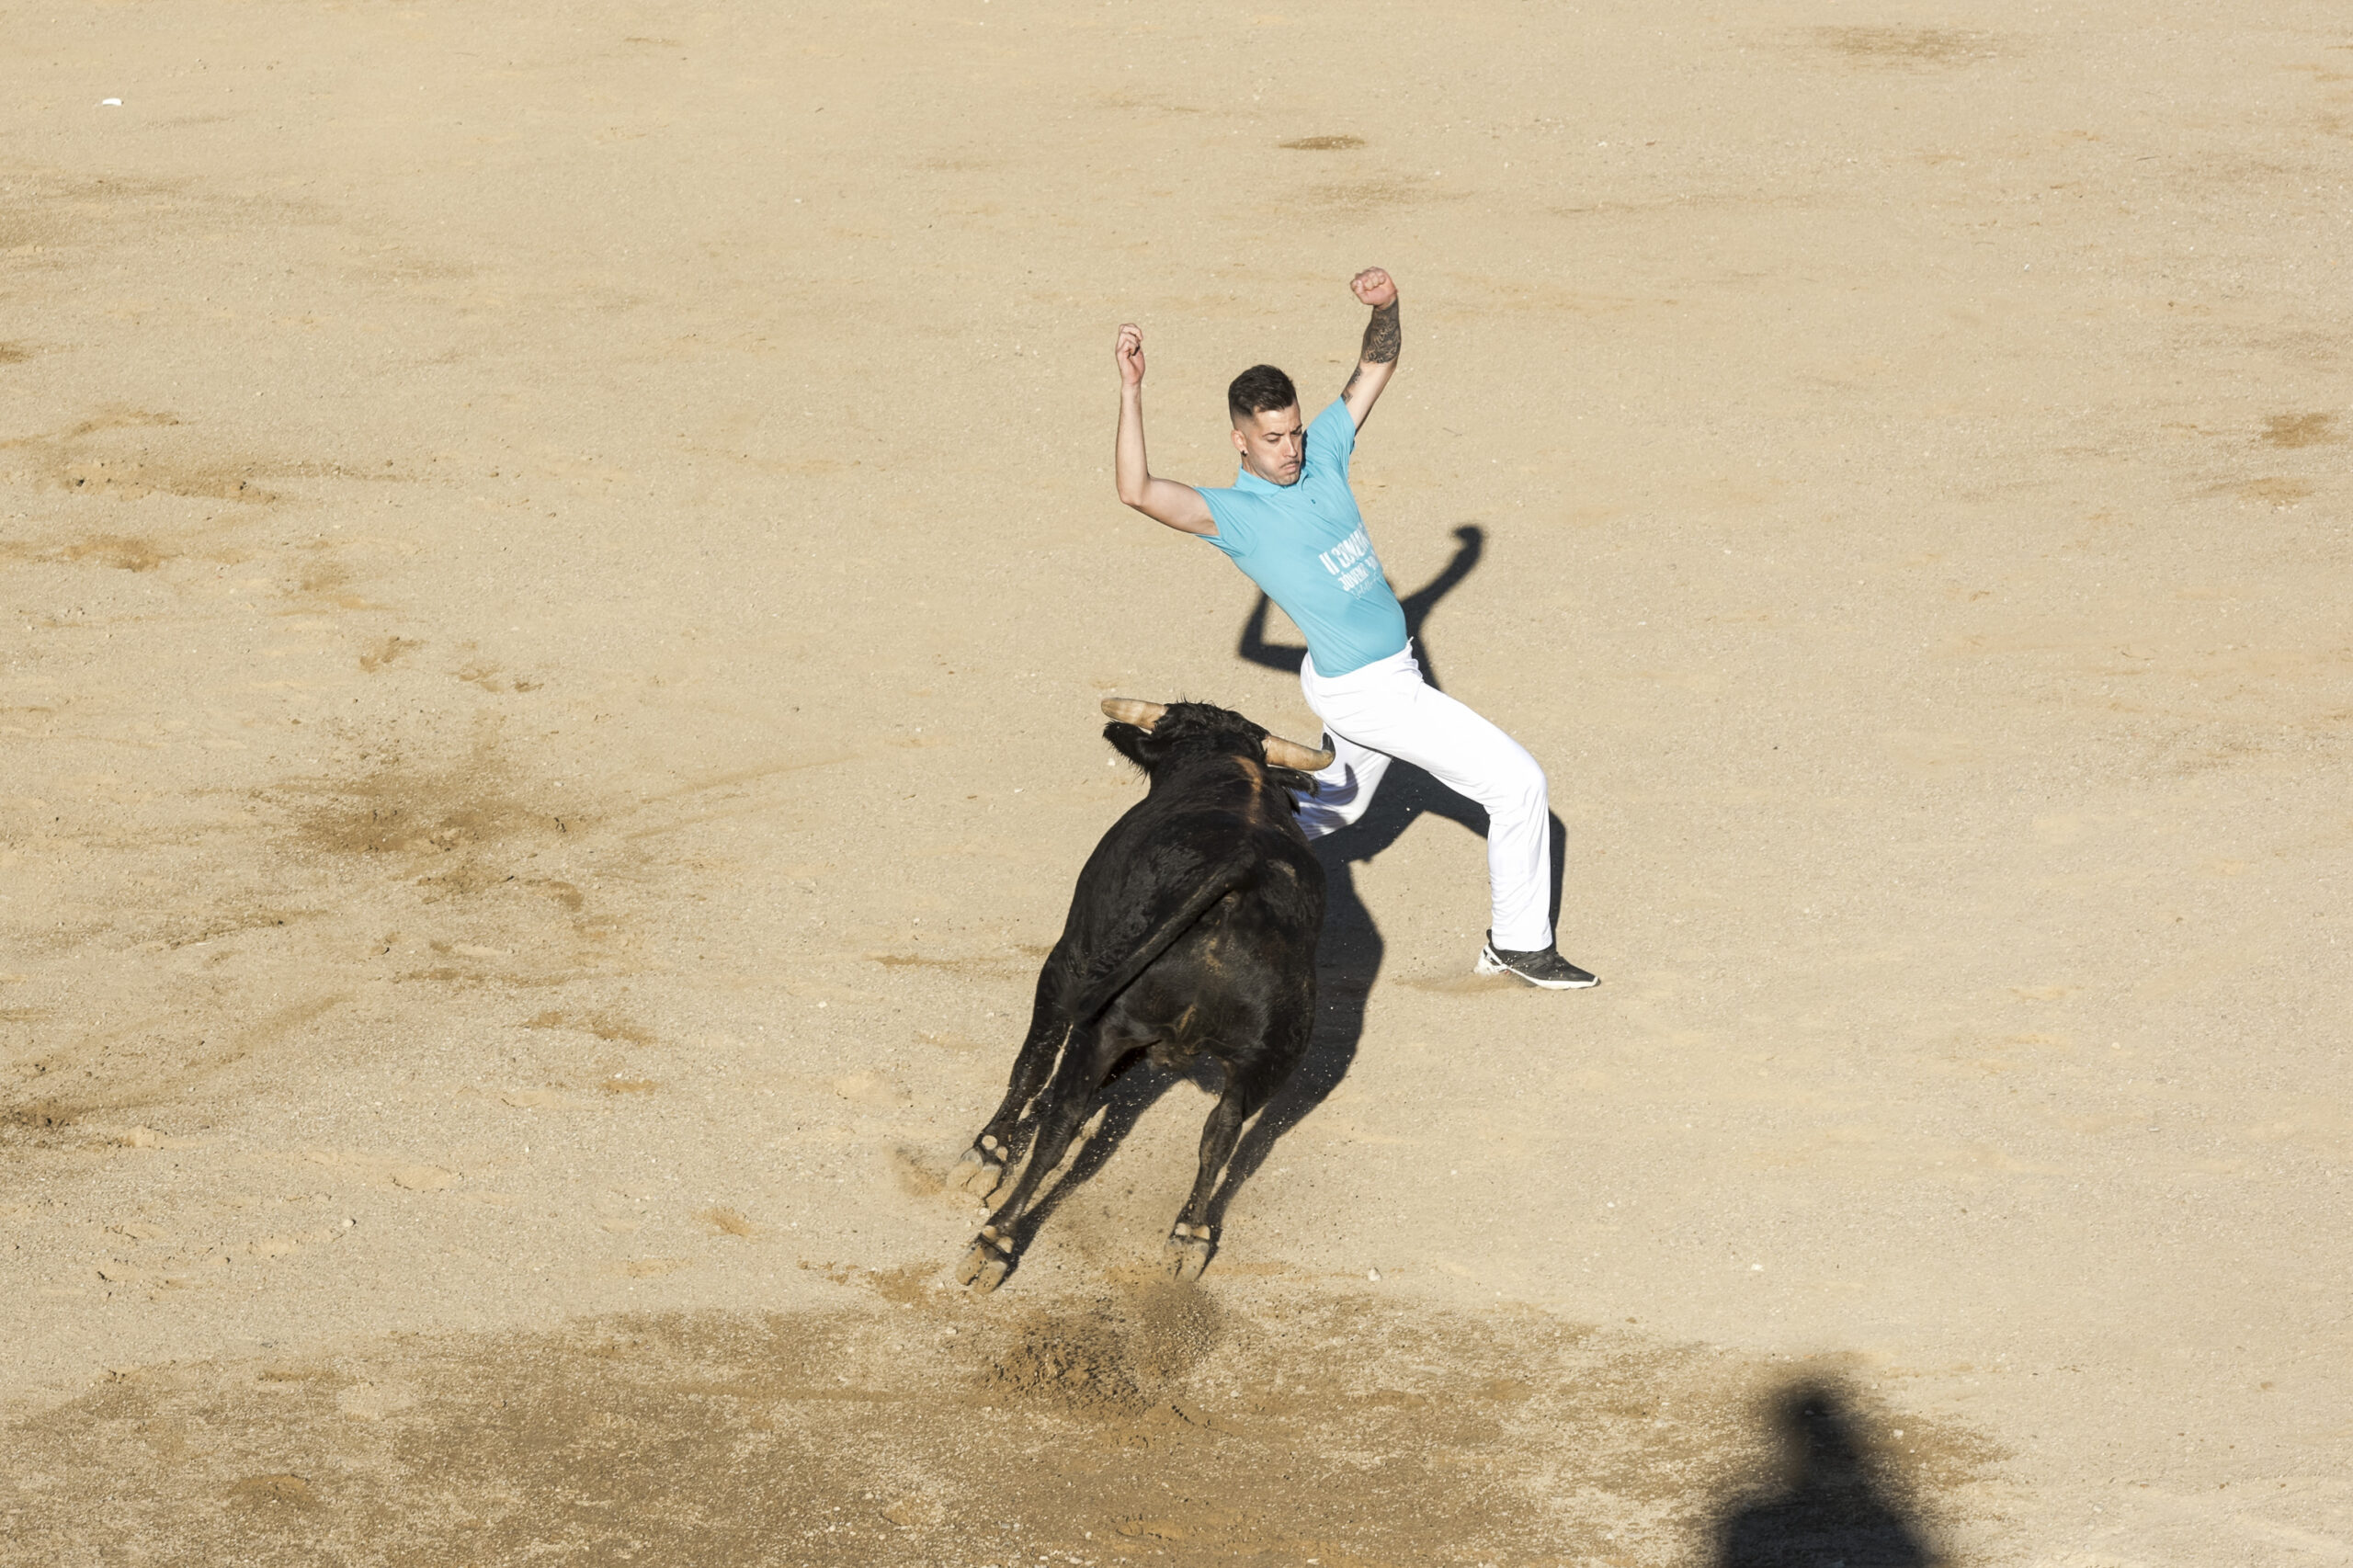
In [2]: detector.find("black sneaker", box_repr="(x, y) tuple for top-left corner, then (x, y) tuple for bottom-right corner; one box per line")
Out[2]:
(1475, 934), (1598, 990)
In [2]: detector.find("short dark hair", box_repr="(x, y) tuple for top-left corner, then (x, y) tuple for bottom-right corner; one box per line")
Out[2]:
(1227, 364), (1299, 424)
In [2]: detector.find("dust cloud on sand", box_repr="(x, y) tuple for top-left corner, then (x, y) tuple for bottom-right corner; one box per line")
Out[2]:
(5, 1275), (1986, 1566)
(6, 0), (2351, 1563)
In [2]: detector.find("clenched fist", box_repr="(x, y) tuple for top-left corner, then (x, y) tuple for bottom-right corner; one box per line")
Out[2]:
(1349, 267), (1397, 309)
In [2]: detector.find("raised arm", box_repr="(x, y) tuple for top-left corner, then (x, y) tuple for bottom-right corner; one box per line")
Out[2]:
(1114, 324), (1215, 536)
(1339, 267), (1401, 428)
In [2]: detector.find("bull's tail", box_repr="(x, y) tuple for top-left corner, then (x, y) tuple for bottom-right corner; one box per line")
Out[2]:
(1067, 858), (1251, 1027)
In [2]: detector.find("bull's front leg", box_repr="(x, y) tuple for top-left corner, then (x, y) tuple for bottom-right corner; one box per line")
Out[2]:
(949, 962), (1069, 1202)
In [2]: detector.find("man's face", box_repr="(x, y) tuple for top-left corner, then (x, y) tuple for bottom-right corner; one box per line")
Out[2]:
(1232, 405), (1305, 486)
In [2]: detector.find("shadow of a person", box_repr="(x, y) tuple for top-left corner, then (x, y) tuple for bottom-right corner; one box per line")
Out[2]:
(1715, 1383), (1935, 1568)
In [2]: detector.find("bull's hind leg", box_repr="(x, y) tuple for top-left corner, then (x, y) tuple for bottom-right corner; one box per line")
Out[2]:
(955, 1021), (1120, 1293)
(1165, 1006), (1312, 1281)
(949, 961), (1068, 1201)
(1164, 1075), (1265, 1282)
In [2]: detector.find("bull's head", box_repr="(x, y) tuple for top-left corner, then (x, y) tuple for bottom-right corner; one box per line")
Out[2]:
(1098, 698), (1335, 778)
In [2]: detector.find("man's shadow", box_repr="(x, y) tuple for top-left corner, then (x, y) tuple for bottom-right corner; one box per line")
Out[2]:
(1011, 524), (1563, 1246)
(1712, 1383), (1936, 1568)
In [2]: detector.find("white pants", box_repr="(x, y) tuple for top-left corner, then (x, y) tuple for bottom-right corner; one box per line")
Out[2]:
(1294, 643), (1554, 951)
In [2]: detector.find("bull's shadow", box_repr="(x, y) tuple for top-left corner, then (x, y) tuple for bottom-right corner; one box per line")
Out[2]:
(1013, 524), (1566, 1250)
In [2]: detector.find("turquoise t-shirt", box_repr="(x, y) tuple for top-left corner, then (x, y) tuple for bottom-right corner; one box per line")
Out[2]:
(1198, 400), (1409, 677)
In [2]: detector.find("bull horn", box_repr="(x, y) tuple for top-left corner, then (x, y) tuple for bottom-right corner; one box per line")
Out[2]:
(1100, 698), (1166, 730)
(1264, 733), (1335, 772)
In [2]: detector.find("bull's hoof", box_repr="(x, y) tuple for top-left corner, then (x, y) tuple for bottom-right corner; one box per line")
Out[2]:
(955, 1225), (1016, 1293)
(958, 1248), (1009, 1293)
(948, 1136), (1006, 1199)
(947, 1150), (1002, 1199)
(1164, 1222), (1214, 1282)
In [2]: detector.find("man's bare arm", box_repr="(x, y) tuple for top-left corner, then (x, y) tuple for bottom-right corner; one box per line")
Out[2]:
(1339, 267), (1401, 427)
(1113, 323), (1215, 535)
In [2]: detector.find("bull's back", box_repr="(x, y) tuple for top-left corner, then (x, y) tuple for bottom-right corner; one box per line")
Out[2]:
(1082, 798), (1314, 912)
(1091, 810), (1323, 1051)
(1057, 795), (1321, 970)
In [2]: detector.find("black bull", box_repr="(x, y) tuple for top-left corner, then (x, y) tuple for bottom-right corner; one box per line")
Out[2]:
(950, 699), (1332, 1292)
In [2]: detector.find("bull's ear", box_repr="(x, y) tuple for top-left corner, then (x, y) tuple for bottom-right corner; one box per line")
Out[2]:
(1102, 722), (1160, 771)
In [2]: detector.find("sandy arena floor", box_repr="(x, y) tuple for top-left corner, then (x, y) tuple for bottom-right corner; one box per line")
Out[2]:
(3, 2), (2348, 1562)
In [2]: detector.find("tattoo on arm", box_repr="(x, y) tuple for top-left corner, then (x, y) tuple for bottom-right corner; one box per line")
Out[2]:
(1360, 300), (1401, 365)
(1342, 364), (1364, 397)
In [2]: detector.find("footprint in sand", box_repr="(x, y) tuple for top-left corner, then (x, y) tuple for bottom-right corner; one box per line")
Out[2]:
(114, 1126), (207, 1150)
(829, 1071), (911, 1109)
(227, 1474), (322, 1511)
(620, 1258), (689, 1279)
(335, 1379), (418, 1422)
(889, 1147), (945, 1199)
(499, 1086), (596, 1110)
(594, 1188), (647, 1233)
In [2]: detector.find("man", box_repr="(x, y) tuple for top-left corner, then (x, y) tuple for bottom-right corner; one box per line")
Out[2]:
(1111, 268), (1597, 990)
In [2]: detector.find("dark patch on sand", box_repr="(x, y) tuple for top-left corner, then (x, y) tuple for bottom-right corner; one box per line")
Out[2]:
(1813, 27), (2008, 67)
(0, 1282), (1995, 1565)
(2261, 412), (2336, 448)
